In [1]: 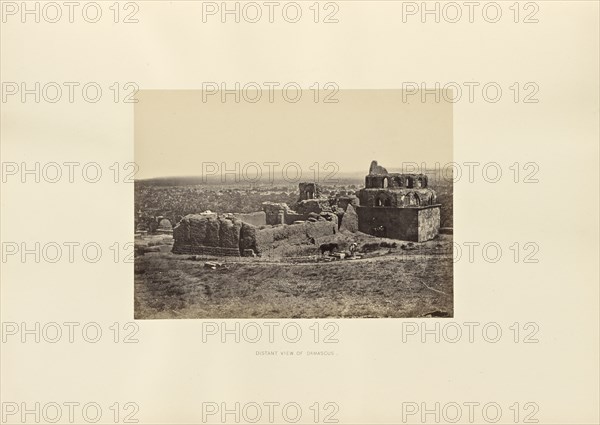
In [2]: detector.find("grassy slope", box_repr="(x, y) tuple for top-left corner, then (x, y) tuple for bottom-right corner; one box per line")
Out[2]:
(134, 250), (453, 319)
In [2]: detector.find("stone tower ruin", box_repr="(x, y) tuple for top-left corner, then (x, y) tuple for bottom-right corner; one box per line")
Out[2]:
(298, 182), (321, 200)
(356, 160), (441, 242)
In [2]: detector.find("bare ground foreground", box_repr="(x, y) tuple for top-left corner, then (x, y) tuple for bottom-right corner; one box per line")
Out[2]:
(134, 235), (453, 319)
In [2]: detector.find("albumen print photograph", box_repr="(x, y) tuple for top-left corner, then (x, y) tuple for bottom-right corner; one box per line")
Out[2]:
(134, 90), (453, 319)
(2, 1), (599, 423)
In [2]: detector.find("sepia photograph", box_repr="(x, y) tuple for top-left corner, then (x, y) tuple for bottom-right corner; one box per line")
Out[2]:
(2, 1), (599, 423)
(134, 90), (453, 319)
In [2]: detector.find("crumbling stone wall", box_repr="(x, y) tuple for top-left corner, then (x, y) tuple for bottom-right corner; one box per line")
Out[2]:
(172, 214), (243, 256)
(173, 213), (337, 257)
(294, 199), (333, 216)
(173, 182), (362, 258)
(263, 197), (335, 226)
(298, 182), (321, 200)
(262, 202), (290, 225)
(365, 174), (429, 190)
(261, 184), (362, 231)
(248, 220), (337, 254)
(417, 206), (441, 242)
(239, 222), (259, 254)
(358, 188), (436, 207)
(335, 195), (359, 212)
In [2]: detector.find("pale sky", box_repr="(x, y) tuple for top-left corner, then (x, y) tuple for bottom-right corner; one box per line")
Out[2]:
(135, 90), (453, 179)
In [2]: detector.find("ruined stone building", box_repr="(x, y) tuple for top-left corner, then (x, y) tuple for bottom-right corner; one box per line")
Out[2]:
(261, 182), (356, 228)
(356, 161), (440, 242)
(172, 211), (337, 257)
(171, 160), (441, 257)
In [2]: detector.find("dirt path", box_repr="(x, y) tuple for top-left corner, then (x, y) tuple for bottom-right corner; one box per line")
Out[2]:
(211, 252), (454, 267)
